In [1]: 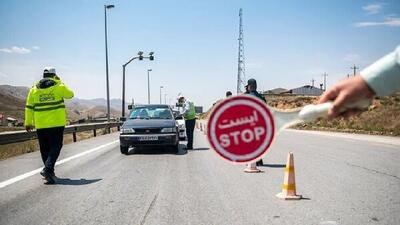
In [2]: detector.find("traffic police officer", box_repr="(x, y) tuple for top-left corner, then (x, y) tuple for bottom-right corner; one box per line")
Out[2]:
(178, 95), (196, 150)
(25, 67), (74, 184)
(245, 78), (265, 166)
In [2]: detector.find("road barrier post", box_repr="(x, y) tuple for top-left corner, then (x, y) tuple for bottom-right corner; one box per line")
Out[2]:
(72, 130), (77, 142)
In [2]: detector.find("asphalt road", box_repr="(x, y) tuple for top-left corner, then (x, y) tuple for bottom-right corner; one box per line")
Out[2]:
(0, 129), (399, 225)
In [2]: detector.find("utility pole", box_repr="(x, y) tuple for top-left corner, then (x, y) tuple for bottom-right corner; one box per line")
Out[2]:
(322, 73), (328, 91)
(311, 78), (315, 87)
(351, 64), (359, 76)
(236, 8), (246, 94)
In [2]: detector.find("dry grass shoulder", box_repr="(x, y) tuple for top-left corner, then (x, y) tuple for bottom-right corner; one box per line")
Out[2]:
(267, 94), (400, 136)
(200, 93), (400, 136)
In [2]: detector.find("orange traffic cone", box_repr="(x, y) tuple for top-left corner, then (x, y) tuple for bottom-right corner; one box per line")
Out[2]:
(244, 161), (261, 173)
(276, 152), (302, 200)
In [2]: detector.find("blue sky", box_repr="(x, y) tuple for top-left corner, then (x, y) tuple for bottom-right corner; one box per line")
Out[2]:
(0, 0), (399, 109)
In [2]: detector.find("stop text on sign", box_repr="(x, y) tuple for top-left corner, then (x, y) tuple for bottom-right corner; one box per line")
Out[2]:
(207, 95), (275, 163)
(218, 110), (266, 147)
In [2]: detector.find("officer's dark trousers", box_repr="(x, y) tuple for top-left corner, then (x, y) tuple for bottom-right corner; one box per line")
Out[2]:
(185, 119), (196, 149)
(36, 126), (64, 173)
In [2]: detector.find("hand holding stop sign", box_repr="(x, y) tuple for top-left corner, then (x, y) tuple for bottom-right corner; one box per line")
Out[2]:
(207, 95), (371, 163)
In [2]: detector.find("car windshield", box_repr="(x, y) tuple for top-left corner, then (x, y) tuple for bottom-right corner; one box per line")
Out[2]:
(129, 106), (173, 120)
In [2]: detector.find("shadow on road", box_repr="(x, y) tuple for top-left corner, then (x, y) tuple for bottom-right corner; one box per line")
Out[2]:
(259, 164), (286, 168)
(55, 178), (102, 185)
(190, 147), (210, 151)
(127, 144), (187, 156)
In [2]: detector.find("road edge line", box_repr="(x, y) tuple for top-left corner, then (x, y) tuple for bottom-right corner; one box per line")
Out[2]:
(0, 140), (119, 189)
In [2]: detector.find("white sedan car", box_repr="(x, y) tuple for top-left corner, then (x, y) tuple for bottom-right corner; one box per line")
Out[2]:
(174, 114), (187, 140)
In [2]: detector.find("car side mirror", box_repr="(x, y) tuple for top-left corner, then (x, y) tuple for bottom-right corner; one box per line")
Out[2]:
(128, 105), (132, 110)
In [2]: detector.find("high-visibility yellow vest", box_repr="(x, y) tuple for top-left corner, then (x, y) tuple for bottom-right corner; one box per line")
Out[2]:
(184, 100), (196, 120)
(24, 78), (74, 129)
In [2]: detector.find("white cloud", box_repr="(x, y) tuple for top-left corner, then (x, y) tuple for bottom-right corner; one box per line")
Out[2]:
(354, 17), (400, 27)
(343, 53), (361, 62)
(32, 46), (40, 50)
(0, 48), (12, 53)
(0, 46), (31, 54)
(362, 3), (383, 15)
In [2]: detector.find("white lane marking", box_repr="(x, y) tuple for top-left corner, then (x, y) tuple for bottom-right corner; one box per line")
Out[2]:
(0, 140), (119, 189)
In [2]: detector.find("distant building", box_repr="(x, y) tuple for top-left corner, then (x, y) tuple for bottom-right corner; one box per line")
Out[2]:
(6, 117), (18, 127)
(264, 88), (289, 95)
(288, 85), (324, 96)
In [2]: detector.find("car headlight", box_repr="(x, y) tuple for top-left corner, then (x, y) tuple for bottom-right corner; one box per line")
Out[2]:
(121, 128), (135, 134)
(161, 127), (175, 133)
(178, 124), (185, 129)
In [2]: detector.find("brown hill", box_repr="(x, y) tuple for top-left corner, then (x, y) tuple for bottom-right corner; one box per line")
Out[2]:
(0, 87), (26, 120)
(0, 85), (29, 100)
(0, 85), (122, 123)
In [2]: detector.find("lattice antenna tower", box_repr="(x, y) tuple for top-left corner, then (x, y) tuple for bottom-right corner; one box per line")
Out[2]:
(237, 8), (246, 94)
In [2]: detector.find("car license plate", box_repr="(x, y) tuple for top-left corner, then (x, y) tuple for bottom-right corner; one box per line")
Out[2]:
(138, 136), (158, 141)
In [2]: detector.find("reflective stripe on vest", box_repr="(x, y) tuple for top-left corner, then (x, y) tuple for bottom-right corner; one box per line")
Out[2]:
(34, 100), (64, 107)
(30, 100), (65, 111)
(33, 105), (65, 111)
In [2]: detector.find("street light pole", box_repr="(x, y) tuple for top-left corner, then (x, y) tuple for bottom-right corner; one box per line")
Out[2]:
(159, 86), (164, 104)
(104, 4), (114, 122)
(122, 65), (126, 119)
(147, 69), (152, 104)
(121, 52), (155, 120)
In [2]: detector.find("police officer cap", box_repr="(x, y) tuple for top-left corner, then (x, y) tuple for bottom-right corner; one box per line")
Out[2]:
(43, 67), (56, 74)
(247, 78), (257, 86)
(177, 93), (185, 100)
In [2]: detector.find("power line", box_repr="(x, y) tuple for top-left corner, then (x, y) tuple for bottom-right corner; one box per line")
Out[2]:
(350, 64), (359, 77)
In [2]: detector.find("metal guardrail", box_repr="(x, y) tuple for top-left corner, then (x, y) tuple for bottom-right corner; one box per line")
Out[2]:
(0, 122), (121, 145)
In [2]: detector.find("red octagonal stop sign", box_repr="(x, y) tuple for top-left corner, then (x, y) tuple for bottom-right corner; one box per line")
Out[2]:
(207, 95), (275, 163)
